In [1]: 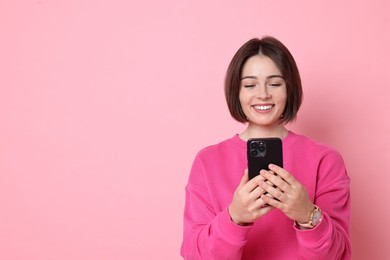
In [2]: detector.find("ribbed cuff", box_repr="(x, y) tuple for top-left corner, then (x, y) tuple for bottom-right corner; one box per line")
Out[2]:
(217, 208), (253, 245)
(295, 213), (331, 246)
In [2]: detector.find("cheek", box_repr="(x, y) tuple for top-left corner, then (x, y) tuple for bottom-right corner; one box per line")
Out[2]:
(281, 94), (287, 105)
(238, 91), (246, 105)
(239, 95), (251, 113)
(239, 88), (251, 101)
(279, 97), (287, 110)
(278, 88), (288, 106)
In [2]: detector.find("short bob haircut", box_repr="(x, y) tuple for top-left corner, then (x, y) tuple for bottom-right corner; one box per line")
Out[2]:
(225, 36), (303, 124)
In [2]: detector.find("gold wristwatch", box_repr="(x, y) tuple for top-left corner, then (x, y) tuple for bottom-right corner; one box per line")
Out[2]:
(297, 205), (322, 228)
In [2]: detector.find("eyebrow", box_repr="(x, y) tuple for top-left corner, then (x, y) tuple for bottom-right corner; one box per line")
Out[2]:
(240, 75), (285, 80)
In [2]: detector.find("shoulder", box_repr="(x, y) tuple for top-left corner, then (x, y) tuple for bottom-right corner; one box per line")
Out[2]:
(188, 135), (245, 183)
(195, 135), (244, 159)
(287, 131), (342, 158)
(286, 133), (345, 172)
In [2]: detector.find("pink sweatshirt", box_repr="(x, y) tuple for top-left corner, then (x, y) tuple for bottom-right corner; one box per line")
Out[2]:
(181, 131), (351, 259)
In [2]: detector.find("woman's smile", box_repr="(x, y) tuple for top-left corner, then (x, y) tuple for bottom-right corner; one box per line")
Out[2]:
(252, 104), (274, 112)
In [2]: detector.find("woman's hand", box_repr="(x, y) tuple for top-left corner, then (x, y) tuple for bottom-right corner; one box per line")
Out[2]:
(228, 169), (274, 225)
(258, 164), (314, 223)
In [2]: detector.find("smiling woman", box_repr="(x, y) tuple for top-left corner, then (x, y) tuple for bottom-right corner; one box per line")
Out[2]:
(181, 36), (351, 259)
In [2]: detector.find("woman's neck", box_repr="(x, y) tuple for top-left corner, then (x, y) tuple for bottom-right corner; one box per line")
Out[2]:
(239, 124), (288, 141)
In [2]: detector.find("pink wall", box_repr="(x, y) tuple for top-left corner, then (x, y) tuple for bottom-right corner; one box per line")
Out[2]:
(1, 1), (389, 259)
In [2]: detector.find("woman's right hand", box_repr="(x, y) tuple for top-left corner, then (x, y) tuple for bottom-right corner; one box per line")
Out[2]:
(228, 169), (274, 225)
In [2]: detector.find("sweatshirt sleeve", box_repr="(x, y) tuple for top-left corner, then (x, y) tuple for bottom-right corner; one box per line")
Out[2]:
(180, 156), (252, 260)
(295, 150), (352, 260)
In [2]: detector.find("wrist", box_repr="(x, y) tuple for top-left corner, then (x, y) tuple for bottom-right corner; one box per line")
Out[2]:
(300, 204), (316, 223)
(296, 205), (322, 229)
(228, 205), (251, 226)
(228, 205), (242, 225)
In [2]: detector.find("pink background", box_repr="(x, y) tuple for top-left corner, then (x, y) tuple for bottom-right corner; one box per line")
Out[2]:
(1, 1), (389, 259)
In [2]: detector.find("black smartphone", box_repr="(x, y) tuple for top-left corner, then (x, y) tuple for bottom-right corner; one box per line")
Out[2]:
(247, 138), (283, 180)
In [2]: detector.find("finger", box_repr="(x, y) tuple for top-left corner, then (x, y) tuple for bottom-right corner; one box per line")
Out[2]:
(240, 168), (266, 184)
(268, 164), (297, 185)
(254, 196), (274, 210)
(259, 180), (287, 202)
(260, 194), (283, 209)
(243, 172), (267, 193)
(260, 170), (290, 192)
(239, 169), (249, 187)
(260, 205), (274, 214)
(248, 185), (267, 201)
(249, 171), (266, 181)
(275, 186), (283, 192)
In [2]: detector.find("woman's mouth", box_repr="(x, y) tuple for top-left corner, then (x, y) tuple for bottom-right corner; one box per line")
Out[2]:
(253, 105), (274, 111)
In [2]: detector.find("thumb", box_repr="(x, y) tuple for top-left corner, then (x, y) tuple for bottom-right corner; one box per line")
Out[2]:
(239, 168), (249, 187)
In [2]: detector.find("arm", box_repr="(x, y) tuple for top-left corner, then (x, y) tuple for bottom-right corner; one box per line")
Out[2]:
(180, 157), (252, 259)
(259, 151), (351, 260)
(181, 184), (252, 259)
(295, 151), (351, 260)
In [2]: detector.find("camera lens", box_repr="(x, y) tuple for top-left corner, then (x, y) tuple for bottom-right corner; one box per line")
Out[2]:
(258, 141), (266, 152)
(250, 142), (258, 149)
(250, 149), (258, 156)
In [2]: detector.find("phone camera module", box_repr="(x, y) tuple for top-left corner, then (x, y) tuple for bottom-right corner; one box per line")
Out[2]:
(249, 140), (267, 157)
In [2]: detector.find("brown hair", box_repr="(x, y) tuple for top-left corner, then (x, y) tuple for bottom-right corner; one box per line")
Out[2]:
(224, 36), (303, 124)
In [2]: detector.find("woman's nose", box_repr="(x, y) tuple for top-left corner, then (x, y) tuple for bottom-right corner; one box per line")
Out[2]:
(256, 84), (271, 99)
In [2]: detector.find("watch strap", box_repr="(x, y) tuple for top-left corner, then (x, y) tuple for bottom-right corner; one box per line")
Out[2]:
(296, 205), (322, 228)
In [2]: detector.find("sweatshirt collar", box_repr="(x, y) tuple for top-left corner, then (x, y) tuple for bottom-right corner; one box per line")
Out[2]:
(228, 130), (295, 151)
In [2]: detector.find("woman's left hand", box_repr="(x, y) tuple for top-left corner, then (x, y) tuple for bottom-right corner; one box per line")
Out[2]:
(258, 164), (314, 223)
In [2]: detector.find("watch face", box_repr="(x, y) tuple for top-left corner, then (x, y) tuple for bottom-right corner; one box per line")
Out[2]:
(312, 210), (322, 225)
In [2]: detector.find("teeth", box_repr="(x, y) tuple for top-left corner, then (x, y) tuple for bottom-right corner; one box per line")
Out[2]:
(254, 105), (273, 111)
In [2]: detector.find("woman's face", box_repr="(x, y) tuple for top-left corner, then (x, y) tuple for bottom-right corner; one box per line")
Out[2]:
(239, 55), (287, 128)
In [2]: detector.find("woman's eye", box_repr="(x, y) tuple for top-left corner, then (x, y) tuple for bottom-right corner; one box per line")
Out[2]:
(244, 84), (256, 88)
(268, 83), (282, 87)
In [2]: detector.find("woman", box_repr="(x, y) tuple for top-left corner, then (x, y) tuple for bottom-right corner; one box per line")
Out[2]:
(181, 36), (351, 259)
